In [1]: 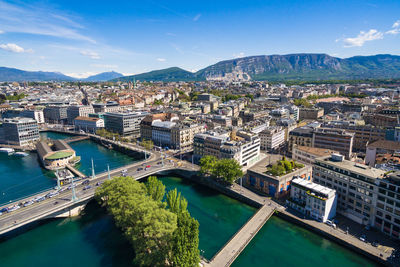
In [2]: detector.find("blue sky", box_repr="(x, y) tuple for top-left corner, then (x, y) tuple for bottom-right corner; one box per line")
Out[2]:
(0, 0), (399, 78)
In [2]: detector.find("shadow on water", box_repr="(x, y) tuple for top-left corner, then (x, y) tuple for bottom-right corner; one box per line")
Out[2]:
(77, 200), (135, 267)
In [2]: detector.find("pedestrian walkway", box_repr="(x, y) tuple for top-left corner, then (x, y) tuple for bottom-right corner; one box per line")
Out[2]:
(209, 204), (276, 267)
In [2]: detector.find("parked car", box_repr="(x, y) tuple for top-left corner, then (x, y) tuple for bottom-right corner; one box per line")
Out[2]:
(325, 220), (336, 228)
(359, 234), (366, 242)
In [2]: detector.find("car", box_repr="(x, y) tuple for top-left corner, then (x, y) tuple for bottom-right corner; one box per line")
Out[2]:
(8, 205), (20, 212)
(82, 180), (90, 185)
(122, 169), (128, 173)
(157, 162), (162, 165)
(359, 234), (366, 242)
(372, 241), (379, 247)
(137, 167), (143, 171)
(95, 182), (103, 186)
(0, 207), (8, 213)
(54, 201), (59, 205)
(23, 200), (34, 207)
(83, 185), (92, 190)
(146, 165), (151, 168)
(325, 220), (336, 228)
(36, 196), (45, 202)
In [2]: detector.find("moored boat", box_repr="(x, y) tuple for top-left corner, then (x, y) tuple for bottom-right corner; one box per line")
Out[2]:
(0, 148), (15, 155)
(14, 151), (29, 157)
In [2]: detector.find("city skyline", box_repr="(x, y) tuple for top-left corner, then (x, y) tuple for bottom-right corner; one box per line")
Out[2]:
(0, 0), (399, 78)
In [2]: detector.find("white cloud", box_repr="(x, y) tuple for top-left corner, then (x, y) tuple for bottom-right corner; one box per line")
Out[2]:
(80, 50), (100, 59)
(0, 0), (95, 43)
(193, 14), (201, 22)
(343, 29), (383, 47)
(157, 58), (166, 62)
(0, 43), (32, 53)
(233, 52), (245, 58)
(66, 72), (98, 79)
(0, 30), (4, 34)
(386, 20), (400, 35)
(90, 63), (118, 68)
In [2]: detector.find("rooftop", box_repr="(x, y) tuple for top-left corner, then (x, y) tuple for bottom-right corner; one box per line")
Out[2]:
(294, 145), (338, 157)
(74, 116), (101, 122)
(316, 155), (385, 180)
(45, 151), (74, 160)
(367, 140), (400, 151)
(292, 178), (335, 196)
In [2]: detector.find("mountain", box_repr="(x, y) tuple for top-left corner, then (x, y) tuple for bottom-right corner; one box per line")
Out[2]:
(114, 54), (400, 82)
(196, 54), (400, 81)
(0, 67), (75, 82)
(114, 67), (201, 82)
(84, 71), (123, 82)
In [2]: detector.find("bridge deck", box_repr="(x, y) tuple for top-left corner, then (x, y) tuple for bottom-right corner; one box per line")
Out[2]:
(209, 204), (275, 267)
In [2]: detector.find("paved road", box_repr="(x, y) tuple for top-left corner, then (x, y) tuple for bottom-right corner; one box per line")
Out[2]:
(0, 149), (169, 235)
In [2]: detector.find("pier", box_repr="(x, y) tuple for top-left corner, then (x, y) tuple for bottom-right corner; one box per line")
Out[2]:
(209, 204), (276, 267)
(65, 165), (86, 178)
(64, 136), (90, 143)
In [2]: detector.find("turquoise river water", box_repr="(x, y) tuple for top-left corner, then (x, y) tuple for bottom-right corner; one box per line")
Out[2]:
(0, 132), (378, 266)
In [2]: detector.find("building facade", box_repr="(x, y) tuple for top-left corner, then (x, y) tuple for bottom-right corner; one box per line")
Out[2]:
(43, 105), (68, 124)
(288, 127), (314, 154)
(104, 111), (147, 138)
(288, 178), (337, 222)
(259, 127), (285, 151)
(312, 128), (355, 159)
(1, 117), (39, 146)
(67, 105), (94, 124)
(74, 116), (104, 133)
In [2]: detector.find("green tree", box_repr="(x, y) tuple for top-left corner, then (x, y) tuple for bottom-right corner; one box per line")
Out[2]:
(171, 211), (200, 267)
(166, 188), (188, 214)
(212, 159), (243, 184)
(199, 155), (217, 175)
(146, 176), (166, 203)
(140, 139), (154, 150)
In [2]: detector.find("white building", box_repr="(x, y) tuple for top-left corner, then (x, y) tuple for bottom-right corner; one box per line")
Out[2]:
(74, 116), (104, 133)
(289, 178), (337, 222)
(20, 110), (45, 124)
(259, 127), (285, 151)
(1, 117), (39, 146)
(151, 120), (176, 147)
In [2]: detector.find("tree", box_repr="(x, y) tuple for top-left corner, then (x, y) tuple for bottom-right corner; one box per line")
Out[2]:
(140, 139), (154, 150)
(166, 188), (188, 214)
(212, 159), (243, 184)
(199, 155), (217, 175)
(171, 211), (200, 267)
(146, 176), (166, 203)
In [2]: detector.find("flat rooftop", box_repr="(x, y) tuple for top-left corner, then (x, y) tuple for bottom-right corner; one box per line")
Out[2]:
(292, 178), (335, 196)
(316, 155), (385, 180)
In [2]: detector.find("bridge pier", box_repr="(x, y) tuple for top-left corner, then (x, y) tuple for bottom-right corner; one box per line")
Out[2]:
(54, 204), (86, 218)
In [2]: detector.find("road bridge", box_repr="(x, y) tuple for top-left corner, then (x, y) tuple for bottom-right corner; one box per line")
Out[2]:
(0, 158), (198, 236)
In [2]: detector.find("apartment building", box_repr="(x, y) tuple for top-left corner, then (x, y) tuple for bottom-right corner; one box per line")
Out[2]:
(140, 113), (179, 140)
(170, 123), (206, 150)
(288, 127), (314, 154)
(365, 140), (400, 167)
(312, 128), (355, 159)
(1, 117), (39, 146)
(193, 130), (260, 167)
(375, 172), (400, 239)
(292, 145), (337, 165)
(73, 116), (104, 133)
(67, 105), (94, 124)
(313, 154), (385, 226)
(322, 122), (386, 151)
(288, 178), (337, 222)
(92, 102), (121, 113)
(104, 111), (148, 138)
(259, 127), (285, 151)
(20, 109), (45, 124)
(43, 105), (68, 124)
(298, 107), (324, 120)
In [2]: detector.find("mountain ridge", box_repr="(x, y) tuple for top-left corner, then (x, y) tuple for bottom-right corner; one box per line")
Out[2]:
(2, 53), (400, 82)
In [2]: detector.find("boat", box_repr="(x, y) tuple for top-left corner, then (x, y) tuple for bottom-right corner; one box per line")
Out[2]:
(14, 152), (29, 157)
(0, 148), (15, 155)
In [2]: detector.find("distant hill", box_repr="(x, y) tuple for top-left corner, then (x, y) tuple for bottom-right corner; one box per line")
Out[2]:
(114, 54), (400, 82)
(114, 67), (201, 82)
(0, 67), (75, 82)
(84, 71), (123, 82)
(2, 54), (400, 82)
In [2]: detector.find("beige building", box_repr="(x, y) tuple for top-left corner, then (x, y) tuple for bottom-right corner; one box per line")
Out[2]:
(36, 140), (80, 170)
(293, 145), (337, 165)
(299, 107), (324, 120)
(288, 127), (314, 154)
